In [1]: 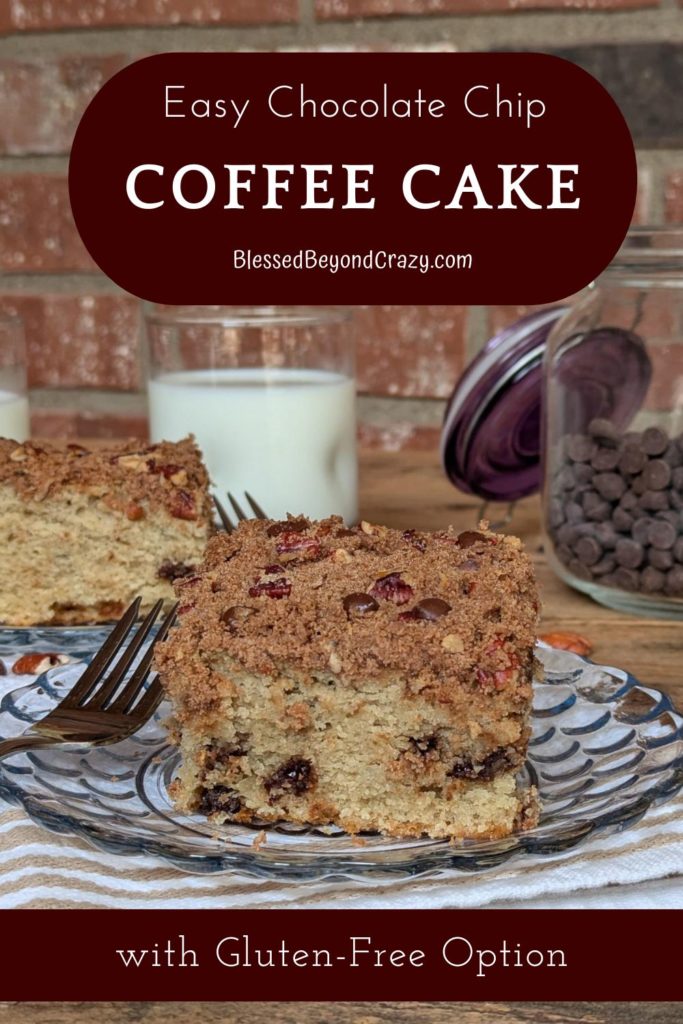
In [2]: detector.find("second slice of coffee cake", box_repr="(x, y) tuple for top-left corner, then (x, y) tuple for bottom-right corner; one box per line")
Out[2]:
(156, 516), (540, 840)
(0, 436), (212, 625)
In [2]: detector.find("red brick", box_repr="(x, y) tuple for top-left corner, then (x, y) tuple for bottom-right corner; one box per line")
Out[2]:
(358, 422), (441, 451)
(31, 410), (149, 441)
(0, 294), (141, 390)
(355, 305), (466, 398)
(0, 175), (94, 272)
(665, 171), (683, 223)
(0, 56), (128, 156)
(316, 0), (655, 18)
(2, 1), (297, 32)
(486, 303), (554, 337)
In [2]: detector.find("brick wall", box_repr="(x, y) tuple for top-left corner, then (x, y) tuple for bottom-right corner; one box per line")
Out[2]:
(0, 2), (682, 450)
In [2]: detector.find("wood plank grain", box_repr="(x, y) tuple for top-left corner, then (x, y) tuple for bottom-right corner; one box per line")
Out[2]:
(0, 1002), (679, 1024)
(359, 451), (683, 703)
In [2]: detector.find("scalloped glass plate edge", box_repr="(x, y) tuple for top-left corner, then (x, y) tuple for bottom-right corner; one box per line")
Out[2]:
(0, 645), (681, 879)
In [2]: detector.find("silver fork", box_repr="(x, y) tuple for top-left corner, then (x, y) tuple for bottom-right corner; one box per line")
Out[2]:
(214, 491), (267, 533)
(0, 598), (177, 762)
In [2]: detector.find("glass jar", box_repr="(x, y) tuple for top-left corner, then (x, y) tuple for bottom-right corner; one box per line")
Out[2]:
(144, 305), (358, 523)
(543, 228), (683, 618)
(0, 313), (29, 442)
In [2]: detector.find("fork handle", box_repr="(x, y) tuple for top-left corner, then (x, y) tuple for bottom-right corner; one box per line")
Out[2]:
(0, 735), (54, 762)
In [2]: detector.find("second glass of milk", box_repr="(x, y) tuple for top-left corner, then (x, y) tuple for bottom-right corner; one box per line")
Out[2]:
(0, 314), (30, 443)
(145, 307), (358, 523)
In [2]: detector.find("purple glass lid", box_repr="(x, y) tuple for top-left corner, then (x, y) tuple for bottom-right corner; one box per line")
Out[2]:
(441, 310), (652, 503)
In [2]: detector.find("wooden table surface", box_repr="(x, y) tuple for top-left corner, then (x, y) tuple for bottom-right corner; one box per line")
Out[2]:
(1, 1003), (681, 1024)
(360, 450), (683, 701)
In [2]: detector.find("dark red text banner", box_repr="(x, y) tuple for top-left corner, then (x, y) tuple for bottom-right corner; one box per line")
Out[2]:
(69, 52), (636, 305)
(2, 910), (680, 1001)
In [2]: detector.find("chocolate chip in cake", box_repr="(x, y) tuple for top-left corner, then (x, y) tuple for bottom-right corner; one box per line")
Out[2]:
(220, 605), (255, 631)
(198, 786), (243, 815)
(342, 592), (379, 617)
(456, 530), (490, 547)
(449, 746), (514, 781)
(413, 597), (452, 620)
(409, 734), (439, 755)
(267, 517), (307, 537)
(203, 740), (248, 772)
(157, 560), (196, 581)
(264, 757), (316, 798)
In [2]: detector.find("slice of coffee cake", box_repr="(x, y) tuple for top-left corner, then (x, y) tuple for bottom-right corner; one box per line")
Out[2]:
(156, 515), (540, 840)
(0, 436), (213, 625)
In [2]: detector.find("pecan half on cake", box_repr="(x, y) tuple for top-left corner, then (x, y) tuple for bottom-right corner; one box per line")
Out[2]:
(156, 515), (540, 840)
(0, 436), (212, 625)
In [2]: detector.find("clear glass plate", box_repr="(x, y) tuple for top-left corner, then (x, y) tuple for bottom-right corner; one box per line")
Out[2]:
(0, 624), (111, 658)
(0, 643), (681, 878)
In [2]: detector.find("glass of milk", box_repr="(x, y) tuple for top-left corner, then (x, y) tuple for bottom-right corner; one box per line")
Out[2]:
(144, 307), (358, 523)
(0, 314), (29, 442)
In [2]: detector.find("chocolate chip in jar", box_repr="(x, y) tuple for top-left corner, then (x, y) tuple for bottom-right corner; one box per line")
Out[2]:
(641, 426), (669, 457)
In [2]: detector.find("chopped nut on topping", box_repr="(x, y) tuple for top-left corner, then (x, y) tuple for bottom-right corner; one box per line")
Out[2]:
(330, 547), (353, 564)
(169, 489), (197, 521)
(125, 501), (145, 521)
(9, 448), (26, 462)
(328, 651), (342, 673)
(170, 469), (188, 486)
(360, 520), (374, 535)
(441, 634), (464, 653)
(117, 454), (149, 473)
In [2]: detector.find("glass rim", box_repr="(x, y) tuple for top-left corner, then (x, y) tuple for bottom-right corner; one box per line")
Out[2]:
(144, 305), (354, 329)
(613, 226), (683, 261)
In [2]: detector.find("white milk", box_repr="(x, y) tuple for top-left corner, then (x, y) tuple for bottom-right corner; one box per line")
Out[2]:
(0, 390), (29, 442)
(148, 367), (358, 522)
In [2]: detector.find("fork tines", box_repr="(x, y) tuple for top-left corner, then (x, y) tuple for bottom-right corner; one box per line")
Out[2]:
(63, 599), (177, 718)
(214, 492), (267, 533)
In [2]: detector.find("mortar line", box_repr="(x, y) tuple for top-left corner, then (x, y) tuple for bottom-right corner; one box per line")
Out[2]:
(1, 11), (683, 57)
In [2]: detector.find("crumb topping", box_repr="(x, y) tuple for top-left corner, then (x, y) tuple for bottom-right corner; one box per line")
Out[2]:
(0, 436), (213, 524)
(156, 515), (540, 697)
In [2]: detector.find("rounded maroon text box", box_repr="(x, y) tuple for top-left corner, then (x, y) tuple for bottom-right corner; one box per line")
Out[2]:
(69, 52), (637, 305)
